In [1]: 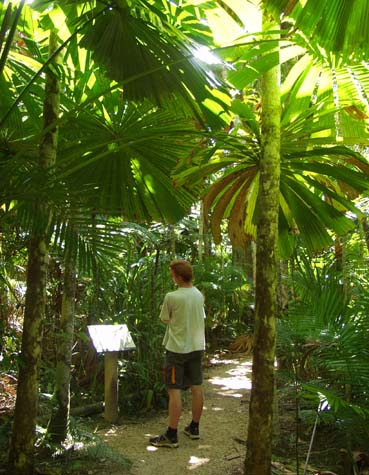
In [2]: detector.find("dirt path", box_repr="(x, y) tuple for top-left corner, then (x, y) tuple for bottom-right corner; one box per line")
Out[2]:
(100, 355), (252, 475)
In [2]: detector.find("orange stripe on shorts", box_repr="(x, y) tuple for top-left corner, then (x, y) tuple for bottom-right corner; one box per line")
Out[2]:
(171, 367), (176, 385)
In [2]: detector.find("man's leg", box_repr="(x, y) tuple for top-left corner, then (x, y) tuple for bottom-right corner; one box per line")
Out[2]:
(183, 351), (203, 440)
(149, 387), (181, 447)
(150, 353), (183, 447)
(168, 388), (182, 429)
(183, 384), (203, 439)
(190, 385), (203, 422)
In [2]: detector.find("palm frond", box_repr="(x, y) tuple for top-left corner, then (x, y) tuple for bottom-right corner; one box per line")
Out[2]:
(267, 0), (369, 62)
(77, 0), (229, 126)
(55, 100), (201, 223)
(51, 213), (157, 276)
(302, 383), (369, 419)
(278, 252), (369, 428)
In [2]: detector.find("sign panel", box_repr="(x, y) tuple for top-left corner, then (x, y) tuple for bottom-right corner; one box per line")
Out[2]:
(87, 324), (136, 353)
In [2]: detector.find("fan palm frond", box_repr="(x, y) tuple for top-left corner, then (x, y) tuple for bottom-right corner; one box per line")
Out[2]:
(267, 0), (369, 62)
(51, 213), (157, 276)
(77, 0), (229, 126)
(174, 24), (369, 255)
(175, 119), (369, 255)
(56, 99), (201, 223)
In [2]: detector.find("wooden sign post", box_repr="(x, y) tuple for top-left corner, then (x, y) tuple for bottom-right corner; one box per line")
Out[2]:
(104, 351), (119, 423)
(87, 324), (136, 423)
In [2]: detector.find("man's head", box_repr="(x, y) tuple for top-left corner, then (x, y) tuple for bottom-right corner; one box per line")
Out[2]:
(169, 259), (193, 284)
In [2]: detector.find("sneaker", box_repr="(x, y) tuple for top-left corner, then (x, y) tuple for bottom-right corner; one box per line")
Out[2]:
(184, 424), (200, 440)
(150, 433), (179, 448)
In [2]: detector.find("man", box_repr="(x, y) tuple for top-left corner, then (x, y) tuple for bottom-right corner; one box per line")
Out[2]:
(150, 259), (206, 448)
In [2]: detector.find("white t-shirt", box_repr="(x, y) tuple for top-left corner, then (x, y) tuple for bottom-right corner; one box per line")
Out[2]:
(160, 286), (205, 353)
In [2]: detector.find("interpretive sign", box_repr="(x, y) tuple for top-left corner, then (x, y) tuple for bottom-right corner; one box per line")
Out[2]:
(88, 324), (136, 423)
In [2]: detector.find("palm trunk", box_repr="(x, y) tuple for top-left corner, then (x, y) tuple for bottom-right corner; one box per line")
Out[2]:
(244, 8), (280, 475)
(8, 31), (60, 475)
(8, 238), (49, 475)
(47, 243), (76, 443)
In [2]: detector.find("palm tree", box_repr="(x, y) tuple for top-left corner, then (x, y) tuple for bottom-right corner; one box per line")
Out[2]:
(46, 218), (77, 444)
(8, 30), (61, 475)
(1, 2), (228, 472)
(174, 3), (369, 475)
(243, 10), (281, 475)
(174, 39), (369, 256)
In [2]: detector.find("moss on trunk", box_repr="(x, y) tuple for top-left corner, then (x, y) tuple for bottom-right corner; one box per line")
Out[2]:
(47, 245), (76, 442)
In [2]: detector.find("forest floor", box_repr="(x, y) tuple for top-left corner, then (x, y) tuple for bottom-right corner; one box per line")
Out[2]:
(90, 353), (251, 475)
(1, 352), (347, 475)
(0, 352), (252, 475)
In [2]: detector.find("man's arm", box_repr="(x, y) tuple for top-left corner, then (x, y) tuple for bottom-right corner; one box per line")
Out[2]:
(159, 294), (170, 324)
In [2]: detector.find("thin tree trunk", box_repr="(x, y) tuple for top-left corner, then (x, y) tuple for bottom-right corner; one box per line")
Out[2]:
(244, 8), (280, 475)
(47, 243), (76, 443)
(360, 216), (369, 256)
(277, 259), (288, 314)
(150, 248), (160, 319)
(0, 229), (7, 355)
(203, 201), (211, 258)
(8, 31), (60, 475)
(169, 224), (176, 257)
(198, 200), (204, 264)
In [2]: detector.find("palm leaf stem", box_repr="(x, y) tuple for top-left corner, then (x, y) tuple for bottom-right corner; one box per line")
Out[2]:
(0, 0), (26, 75)
(0, 2), (13, 59)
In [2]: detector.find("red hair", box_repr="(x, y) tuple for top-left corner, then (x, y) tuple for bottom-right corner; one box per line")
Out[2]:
(169, 260), (193, 283)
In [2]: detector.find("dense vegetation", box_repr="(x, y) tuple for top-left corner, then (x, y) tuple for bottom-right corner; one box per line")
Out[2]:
(1, 1), (369, 475)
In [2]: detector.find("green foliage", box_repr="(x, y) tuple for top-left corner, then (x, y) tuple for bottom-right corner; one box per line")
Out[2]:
(2, 2), (369, 471)
(277, 246), (369, 452)
(0, 224), (26, 373)
(267, 0), (369, 62)
(77, 0), (229, 126)
(194, 255), (252, 348)
(34, 425), (131, 475)
(65, 228), (170, 411)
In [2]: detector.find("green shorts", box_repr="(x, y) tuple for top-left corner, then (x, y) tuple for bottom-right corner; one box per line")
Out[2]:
(164, 350), (203, 390)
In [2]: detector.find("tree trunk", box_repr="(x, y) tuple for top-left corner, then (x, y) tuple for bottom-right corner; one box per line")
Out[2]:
(8, 31), (60, 475)
(47, 244), (76, 443)
(244, 8), (280, 475)
(8, 238), (48, 475)
(359, 216), (369, 256)
(0, 229), (7, 355)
